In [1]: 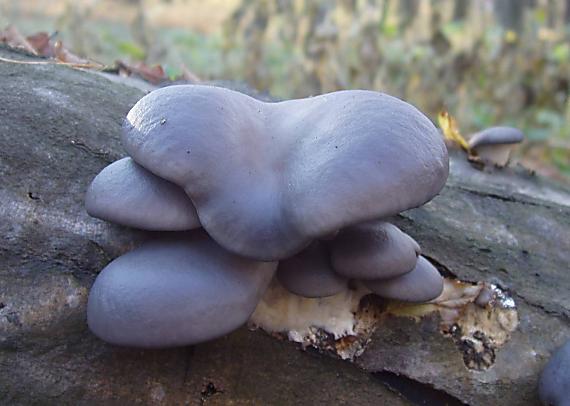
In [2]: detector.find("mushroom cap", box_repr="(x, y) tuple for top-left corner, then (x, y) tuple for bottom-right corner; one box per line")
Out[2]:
(277, 241), (348, 298)
(122, 85), (448, 260)
(87, 231), (276, 348)
(85, 157), (200, 231)
(468, 126), (524, 149)
(364, 256), (444, 302)
(538, 339), (570, 406)
(329, 221), (420, 280)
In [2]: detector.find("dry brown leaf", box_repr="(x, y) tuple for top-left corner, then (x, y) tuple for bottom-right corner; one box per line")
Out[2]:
(117, 61), (167, 84)
(26, 32), (55, 57)
(53, 40), (91, 65)
(0, 25), (37, 55)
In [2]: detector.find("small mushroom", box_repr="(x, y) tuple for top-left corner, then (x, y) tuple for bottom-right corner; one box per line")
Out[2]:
(85, 157), (200, 230)
(87, 231), (276, 348)
(122, 85), (448, 260)
(364, 256), (444, 302)
(329, 221), (420, 280)
(538, 339), (570, 406)
(468, 126), (524, 167)
(277, 241), (348, 298)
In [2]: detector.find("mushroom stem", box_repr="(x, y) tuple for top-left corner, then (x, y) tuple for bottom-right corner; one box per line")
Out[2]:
(471, 143), (516, 167)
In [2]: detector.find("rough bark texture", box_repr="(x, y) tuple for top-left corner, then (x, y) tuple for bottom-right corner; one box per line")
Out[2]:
(1, 46), (569, 405)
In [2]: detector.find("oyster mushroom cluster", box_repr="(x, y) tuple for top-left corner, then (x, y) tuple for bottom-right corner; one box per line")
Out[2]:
(85, 85), (449, 348)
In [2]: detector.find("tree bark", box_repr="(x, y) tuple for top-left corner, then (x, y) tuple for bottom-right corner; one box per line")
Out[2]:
(1, 46), (569, 405)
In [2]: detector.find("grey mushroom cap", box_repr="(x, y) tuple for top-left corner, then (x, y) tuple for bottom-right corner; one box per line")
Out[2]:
(277, 241), (348, 298)
(364, 256), (444, 302)
(329, 221), (420, 280)
(539, 339), (570, 406)
(468, 126), (524, 149)
(85, 157), (200, 231)
(122, 85), (449, 261)
(87, 231), (276, 348)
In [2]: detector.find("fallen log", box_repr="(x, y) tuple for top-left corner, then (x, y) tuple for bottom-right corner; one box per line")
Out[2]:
(1, 46), (568, 405)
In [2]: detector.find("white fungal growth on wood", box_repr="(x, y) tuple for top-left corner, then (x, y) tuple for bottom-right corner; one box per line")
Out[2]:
(250, 278), (519, 366)
(250, 279), (366, 340)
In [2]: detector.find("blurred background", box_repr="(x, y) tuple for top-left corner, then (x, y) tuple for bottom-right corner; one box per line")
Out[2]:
(1, 0), (569, 182)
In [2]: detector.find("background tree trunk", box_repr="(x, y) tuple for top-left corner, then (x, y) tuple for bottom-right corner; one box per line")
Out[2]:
(1, 46), (569, 405)
(398, 0), (420, 30)
(452, 0), (469, 22)
(494, 0), (525, 32)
